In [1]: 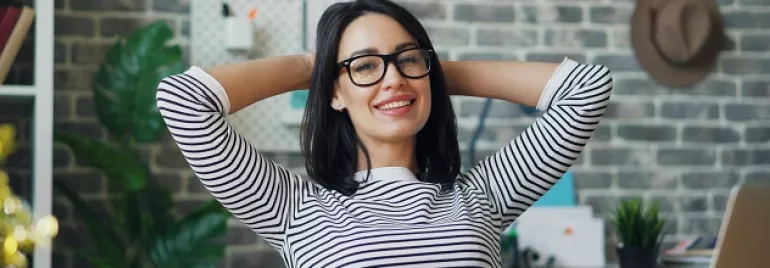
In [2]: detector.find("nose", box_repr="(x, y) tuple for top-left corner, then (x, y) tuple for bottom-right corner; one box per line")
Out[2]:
(380, 61), (405, 91)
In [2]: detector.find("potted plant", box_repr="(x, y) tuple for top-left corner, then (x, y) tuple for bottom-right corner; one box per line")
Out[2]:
(610, 197), (667, 268)
(53, 21), (231, 268)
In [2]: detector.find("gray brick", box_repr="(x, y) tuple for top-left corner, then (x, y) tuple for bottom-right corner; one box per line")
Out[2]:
(658, 148), (717, 166)
(71, 0), (146, 11)
(745, 127), (770, 143)
(54, 41), (67, 63)
(54, 68), (97, 91)
(682, 171), (740, 189)
(522, 5), (582, 23)
(681, 126), (741, 143)
(455, 4), (514, 22)
(617, 124), (676, 142)
(721, 57), (770, 75)
(55, 94), (71, 120)
(742, 80), (770, 97)
(604, 100), (654, 119)
(397, 1), (446, 20)
(526, 52), (586, 63)
(230, 250), (286, 268)
(100, 17), (174, 38)
(739, 0), (770, 5)
(589, 6), (632, 24)
(226, 225), (259, 245)
(71, 42), (111, 65)
(181, 18), (190, 38)
(153, 0), (189, 13)
(723, 149), (770, 166)
(740, 34), (770, 52)
(187, 174), (211, 194)
(155, 147), (191, 169)
(55, 15), (95, 37)
(425, 26), (469, 47)
(725, 103), (770, 121)
(594, 124), (612, 142)
(661, 102), (719, 119)
(544, 29), (607, 48)
(54, 122), (104, 141)
(56, 170), (105, 194)
(723, 10), (770, 28)
(680, 216), (722, 235)
(54, 145), (72, 168)
(617, 170), (677, 189)
(721, 33), (738, 52)
(150, 174), (184, 195)
(460, 99), (526, 118)
(745, 171), (770, 184)
(591, 147), (654, 166)
(592, 55), (640, 72)
(457, 52), (516, 61)
(573, 171), (613, 189)
(476, 28), (537, 47)
(75, 95), (95, 117)
(583, 194), (619, 214)
(712, 193), (729, 212)
(669, 79), (737, 97)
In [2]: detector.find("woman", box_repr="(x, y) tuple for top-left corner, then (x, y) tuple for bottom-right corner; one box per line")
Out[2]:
(156, 0), (613, 267)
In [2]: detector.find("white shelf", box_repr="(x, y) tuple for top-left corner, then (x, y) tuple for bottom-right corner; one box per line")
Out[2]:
(0, 0), (55, 267)
(0, 85), (39, 97)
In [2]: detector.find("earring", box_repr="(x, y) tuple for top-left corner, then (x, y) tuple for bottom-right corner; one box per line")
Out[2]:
(337, 104), (343, 110)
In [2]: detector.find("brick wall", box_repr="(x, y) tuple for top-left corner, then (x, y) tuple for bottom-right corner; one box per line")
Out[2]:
(1, 0), (768, 267)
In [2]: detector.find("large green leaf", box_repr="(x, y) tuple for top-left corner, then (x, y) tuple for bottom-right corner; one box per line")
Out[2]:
(53, 180), (129, 268)
(54, 130), (148, 191)
(115, 182), (175, 243)
(93, 20), (185, 143)
(148, 200), (230, 268)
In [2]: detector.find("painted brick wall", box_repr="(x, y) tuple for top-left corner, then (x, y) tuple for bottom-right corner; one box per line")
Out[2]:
(2, 0), (768, 267)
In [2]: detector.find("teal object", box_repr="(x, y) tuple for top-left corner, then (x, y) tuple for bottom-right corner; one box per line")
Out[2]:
(533, 171), (576, 207)
(290, 90), (309, 109)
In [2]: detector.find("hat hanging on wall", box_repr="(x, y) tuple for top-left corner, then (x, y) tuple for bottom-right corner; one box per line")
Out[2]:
(630, 0), (726, 88)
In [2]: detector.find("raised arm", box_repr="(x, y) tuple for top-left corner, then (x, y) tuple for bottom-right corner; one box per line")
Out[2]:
(453, 58), (613, 230)
(155, 54), (317, 248)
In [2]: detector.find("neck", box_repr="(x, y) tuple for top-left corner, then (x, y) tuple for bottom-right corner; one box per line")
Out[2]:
(356, 137), (418, 174)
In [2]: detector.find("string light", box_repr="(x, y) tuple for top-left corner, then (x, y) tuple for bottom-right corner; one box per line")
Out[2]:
(0, 124), (58, 268)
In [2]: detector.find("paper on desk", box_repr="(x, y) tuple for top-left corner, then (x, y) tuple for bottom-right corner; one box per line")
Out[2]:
(517, 217), (606, 267)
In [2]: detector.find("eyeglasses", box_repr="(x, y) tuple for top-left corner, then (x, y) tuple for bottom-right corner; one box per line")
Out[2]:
(337, 48), (433, 87)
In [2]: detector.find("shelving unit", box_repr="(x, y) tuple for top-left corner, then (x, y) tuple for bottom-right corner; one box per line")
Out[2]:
(1, 0), (54, 267)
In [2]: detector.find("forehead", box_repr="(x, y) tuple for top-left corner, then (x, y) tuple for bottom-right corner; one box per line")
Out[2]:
(337, 13), (417, 61)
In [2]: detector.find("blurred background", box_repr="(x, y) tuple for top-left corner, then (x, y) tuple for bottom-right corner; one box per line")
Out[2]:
(1, 0), (768, 267)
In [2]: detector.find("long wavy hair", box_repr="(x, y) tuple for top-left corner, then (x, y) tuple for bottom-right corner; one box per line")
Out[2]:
(300, 0), (461, 196)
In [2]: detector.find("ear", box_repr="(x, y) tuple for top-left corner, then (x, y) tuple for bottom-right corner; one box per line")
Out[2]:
(330, 82), (345, 111)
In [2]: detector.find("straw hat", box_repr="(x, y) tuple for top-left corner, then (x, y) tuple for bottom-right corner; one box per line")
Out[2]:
(630, 0), (726, 88)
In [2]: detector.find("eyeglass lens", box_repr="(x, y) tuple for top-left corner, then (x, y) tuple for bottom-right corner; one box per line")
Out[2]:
(348, 49), (430, 85)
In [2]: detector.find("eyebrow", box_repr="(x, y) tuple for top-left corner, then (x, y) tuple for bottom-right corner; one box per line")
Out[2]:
(348, 42), (418, 58)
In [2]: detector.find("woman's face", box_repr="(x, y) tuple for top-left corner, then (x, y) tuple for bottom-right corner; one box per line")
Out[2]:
(332, 13), (432, 145)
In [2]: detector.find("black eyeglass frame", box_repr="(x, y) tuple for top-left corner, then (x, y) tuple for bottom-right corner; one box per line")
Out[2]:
(337, 47), (435, 87)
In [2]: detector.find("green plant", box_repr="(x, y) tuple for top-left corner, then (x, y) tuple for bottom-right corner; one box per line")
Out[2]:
(53, 21), (230, 268)
(609, 197), (666, 248)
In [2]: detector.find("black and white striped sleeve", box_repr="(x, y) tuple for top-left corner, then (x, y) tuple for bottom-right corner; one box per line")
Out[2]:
(155, 66), (313, 248)
(464, 58), (613, 230)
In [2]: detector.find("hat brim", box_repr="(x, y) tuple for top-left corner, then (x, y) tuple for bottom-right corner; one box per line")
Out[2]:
(630, 1), (724, 88)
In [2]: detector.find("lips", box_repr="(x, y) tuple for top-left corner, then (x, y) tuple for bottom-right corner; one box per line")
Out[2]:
(374, 95), (416, 110)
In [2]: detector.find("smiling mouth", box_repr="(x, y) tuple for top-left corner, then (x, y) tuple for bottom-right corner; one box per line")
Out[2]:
(375, 99), (415, 110)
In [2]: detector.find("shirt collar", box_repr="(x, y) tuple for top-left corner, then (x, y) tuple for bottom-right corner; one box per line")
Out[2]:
(353, 166), (419, 183)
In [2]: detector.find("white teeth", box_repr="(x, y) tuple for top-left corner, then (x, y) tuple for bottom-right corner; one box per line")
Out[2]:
(379, 100), (412, 110)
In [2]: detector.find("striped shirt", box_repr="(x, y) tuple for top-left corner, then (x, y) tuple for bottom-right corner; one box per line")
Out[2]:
(156, 58), (613, 268)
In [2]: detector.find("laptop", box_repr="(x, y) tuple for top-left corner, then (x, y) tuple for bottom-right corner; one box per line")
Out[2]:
(710, 182), (770, 268)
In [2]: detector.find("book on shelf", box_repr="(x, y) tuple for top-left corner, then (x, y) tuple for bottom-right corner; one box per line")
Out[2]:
(0, 0), (34, 84)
